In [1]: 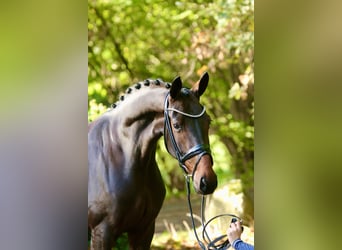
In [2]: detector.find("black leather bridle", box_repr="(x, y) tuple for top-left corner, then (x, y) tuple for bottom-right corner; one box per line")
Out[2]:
(163, 92), (212, 177)
(163, 91), (243, 250)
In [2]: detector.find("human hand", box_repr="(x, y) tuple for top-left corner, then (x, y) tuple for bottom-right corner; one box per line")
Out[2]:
(227, 219), (243, 244)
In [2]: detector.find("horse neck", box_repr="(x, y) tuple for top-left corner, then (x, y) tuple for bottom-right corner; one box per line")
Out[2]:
(114, 87), (168, 159)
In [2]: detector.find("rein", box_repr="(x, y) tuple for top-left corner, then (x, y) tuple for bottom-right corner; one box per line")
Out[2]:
(163, 92), (242, 250)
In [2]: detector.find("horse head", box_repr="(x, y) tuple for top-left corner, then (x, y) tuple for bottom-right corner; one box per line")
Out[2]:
(164, 72), (217, 195)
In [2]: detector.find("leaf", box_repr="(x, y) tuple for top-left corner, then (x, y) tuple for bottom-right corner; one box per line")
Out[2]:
(229, 82), (242, 100)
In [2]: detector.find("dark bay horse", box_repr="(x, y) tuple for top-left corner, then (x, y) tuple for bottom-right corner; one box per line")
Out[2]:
(88, 72), (217, 249)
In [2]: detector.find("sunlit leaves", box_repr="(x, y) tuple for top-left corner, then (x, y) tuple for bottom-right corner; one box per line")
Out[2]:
(88, 0), (254, 219)
(229, 82), (242, 100)
(88, 99), (108, 122)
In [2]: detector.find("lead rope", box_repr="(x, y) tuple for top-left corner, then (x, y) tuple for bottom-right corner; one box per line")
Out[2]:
(185, 175), (244, 250)
(185, 175), (207, 250)
(186, 176), (227, 250)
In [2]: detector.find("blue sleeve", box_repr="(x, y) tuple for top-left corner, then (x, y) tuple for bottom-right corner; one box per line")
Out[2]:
(232, 239), (254, 250)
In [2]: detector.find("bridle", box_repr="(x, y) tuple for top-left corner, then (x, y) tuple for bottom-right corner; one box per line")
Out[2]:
(163, 91), (243, 250)
(163, 92), (212, 177)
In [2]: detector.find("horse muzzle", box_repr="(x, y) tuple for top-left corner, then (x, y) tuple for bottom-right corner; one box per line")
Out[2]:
(191, 154), (217, 195)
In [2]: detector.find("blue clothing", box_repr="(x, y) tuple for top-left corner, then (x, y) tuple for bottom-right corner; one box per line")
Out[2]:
(232, 239), (254, 250)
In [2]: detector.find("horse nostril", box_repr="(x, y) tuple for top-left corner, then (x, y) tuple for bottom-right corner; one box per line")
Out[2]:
(200, 177), (208, 193)
(199, 176), (217, 194)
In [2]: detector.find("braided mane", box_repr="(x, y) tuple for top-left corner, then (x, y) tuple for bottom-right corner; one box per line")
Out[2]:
(111, 78), (171, 109)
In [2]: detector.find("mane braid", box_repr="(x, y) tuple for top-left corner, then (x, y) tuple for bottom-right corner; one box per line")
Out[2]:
(110, 78), (171, 109)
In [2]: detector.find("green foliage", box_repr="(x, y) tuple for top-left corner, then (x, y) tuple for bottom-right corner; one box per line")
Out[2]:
(88, 0), (254, 222)
(113, 233), (128, 250)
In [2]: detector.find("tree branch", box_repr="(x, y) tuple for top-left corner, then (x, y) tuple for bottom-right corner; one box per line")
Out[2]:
(93, 6), (134, 79)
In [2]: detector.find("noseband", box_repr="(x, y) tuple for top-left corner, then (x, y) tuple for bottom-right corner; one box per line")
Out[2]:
(163, 92), (212, 177)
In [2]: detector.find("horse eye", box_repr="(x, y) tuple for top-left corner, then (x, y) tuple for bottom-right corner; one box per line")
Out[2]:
(173, 123), (182, 131)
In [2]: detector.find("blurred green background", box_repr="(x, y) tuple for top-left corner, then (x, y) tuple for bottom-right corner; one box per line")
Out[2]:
(88, 0), (254, 223)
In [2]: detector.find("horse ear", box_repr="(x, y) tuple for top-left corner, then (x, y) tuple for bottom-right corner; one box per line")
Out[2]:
(170, 76), (182, 99)
(192, 72), (209, 98)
